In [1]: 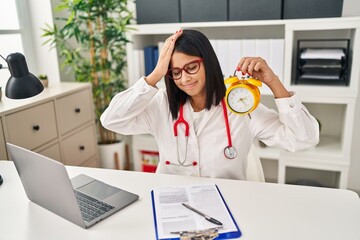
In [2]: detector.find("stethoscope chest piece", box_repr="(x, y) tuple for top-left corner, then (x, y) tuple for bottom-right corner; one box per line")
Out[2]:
(224, 146), (237, 159)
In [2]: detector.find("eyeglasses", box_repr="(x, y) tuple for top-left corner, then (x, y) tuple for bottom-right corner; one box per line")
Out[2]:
(167, 58), (204, 80)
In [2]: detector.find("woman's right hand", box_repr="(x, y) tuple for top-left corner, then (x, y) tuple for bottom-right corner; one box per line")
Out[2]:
(145, 29), (183, 87)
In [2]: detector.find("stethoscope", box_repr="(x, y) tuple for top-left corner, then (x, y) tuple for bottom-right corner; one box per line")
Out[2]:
(165, 99), (237, 167)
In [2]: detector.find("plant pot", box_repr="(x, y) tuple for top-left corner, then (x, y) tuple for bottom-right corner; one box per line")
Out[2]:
(98, 141), (125, 169)
(40, 79), (49, 87)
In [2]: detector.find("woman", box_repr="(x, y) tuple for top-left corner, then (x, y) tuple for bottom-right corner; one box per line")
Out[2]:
(100, 29), (319, 180)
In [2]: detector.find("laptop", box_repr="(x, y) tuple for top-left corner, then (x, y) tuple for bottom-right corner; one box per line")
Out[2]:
(7, 143), (139, 229)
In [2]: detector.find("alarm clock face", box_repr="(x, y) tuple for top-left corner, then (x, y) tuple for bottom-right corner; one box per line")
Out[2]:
(227, 87), (255, 114)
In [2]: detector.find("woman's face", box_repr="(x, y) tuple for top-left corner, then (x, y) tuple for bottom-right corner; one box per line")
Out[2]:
(170, 52), (206, 100)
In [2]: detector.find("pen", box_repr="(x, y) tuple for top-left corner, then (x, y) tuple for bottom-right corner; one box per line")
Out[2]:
(182, 203), (223, 226)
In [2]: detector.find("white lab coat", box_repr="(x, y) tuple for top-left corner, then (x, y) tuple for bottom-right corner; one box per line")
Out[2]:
(100, 78), (319, 180)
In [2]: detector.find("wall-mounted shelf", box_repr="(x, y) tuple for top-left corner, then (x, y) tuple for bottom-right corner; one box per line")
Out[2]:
(126, 17), (360, 189)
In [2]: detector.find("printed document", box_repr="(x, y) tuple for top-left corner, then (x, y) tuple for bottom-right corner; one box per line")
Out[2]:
(300, 48), (345, 60)
(151, 183), (240, 239)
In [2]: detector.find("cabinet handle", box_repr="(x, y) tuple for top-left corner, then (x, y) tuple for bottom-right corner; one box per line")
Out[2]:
(33, 125), (40, 131)
(79, 145), (85, 151)
(75, 108), (81, 113)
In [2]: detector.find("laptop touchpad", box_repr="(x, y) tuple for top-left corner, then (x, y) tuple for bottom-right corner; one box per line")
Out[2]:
(77, 180), (119, 200)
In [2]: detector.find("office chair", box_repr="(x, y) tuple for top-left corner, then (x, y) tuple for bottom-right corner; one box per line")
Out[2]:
(246, 144), (265, 182)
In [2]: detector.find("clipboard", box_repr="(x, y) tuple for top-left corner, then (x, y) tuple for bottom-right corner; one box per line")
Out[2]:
(151, 183), (242, 240)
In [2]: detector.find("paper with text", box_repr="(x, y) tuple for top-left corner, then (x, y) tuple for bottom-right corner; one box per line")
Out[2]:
(151, 183), (241, 240)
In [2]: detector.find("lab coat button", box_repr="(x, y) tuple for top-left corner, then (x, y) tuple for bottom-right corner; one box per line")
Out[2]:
(289, 102), (295, 108)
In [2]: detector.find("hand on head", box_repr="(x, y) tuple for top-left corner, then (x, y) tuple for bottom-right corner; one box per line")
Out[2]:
(145, 29), (183, 86)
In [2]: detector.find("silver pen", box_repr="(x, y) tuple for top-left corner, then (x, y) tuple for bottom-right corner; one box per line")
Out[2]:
(182, 203), (223, 226)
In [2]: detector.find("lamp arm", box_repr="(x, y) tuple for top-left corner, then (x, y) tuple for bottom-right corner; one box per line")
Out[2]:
(0, 54), (7, 69)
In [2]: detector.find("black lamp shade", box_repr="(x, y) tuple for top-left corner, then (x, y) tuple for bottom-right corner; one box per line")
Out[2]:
(4, 53), (44, 99)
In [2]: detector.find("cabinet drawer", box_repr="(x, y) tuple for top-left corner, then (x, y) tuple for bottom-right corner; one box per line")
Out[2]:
(57, 89), (93, 135)
(0, 118), (7, 159)
(62, 125), (97, 166)
(37, 143), (62, 162)
(6, 102), (58, 150)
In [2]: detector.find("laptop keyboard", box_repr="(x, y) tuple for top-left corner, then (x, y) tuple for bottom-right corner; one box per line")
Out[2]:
(75, 191), (115, 222)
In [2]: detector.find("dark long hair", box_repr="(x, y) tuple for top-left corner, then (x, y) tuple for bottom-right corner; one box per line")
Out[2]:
(165, 29), (226, 119)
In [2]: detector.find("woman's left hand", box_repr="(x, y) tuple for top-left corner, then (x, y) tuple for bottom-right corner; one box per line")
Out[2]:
(237, 57), (291, 98)
(236, 57), (278, 85)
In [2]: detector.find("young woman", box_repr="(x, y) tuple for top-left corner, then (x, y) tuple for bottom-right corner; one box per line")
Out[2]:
(100, 29), (319, 180)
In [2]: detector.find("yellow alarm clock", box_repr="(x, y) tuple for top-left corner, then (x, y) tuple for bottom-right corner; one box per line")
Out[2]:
(224, 74), (262, 115)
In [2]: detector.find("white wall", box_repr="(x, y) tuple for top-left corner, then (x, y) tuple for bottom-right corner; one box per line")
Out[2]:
(27, 0), (60, 84)
(342, 0), (360, 16)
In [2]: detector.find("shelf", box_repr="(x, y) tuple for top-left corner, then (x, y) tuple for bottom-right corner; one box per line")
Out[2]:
(127, 17), (360, 188)
(257, 135), (343, 162)
(280, 135), (347, 166)
(130, 17), (360, 33)
(299, 135), (342, 157)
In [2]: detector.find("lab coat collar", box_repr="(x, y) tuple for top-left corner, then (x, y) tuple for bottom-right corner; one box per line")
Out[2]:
(184, 100), (219, 136)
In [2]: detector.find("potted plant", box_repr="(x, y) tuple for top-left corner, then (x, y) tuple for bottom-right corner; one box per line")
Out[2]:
(38, 74), (49, 87)
(42, 0), (135, 169)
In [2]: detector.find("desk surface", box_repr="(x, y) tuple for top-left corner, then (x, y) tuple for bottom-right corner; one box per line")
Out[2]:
(1, 161), (359, 240)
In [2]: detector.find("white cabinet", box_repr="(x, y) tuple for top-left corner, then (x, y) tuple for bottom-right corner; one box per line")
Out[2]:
(56, 89), (94, 135)
(0, 82), (99, 167)
(0, 119), (6, 160)
(126, 17), (360, 188)
(6, 101), (58, 150)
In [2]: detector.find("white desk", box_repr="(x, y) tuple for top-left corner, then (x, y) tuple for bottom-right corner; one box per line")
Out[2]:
(0, 161), (359, 240)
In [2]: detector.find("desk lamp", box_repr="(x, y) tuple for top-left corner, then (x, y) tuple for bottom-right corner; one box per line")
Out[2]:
(0, 52), (44, 185)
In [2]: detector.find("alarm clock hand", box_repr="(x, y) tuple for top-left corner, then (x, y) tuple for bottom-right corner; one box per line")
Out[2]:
(238, 98), (250, 107)
(238, 97), (246, 105)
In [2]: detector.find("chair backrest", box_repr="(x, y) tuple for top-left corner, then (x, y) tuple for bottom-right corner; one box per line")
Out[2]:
(246, 144), (265, 182)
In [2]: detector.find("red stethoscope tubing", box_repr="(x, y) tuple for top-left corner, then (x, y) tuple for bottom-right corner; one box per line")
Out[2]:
(221, 99), (233, 148)
(173, 99), (234, 152)
(173, 103), (189, 137)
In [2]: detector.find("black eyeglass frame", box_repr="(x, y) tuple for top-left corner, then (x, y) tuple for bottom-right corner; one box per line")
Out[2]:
(167, 58), (204, 80)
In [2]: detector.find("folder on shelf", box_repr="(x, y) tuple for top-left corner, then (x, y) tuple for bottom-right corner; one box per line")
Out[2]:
(269, 39), (285, 81)
(300, 48), (345, 60)
(216, 39), (230, 77)
(242, 39), (256, 57)
(132, 49), (145, 84)
(151, 183), (241, 240)
(144, 46), (158, 76)
(228, 39), (242, 76)
(255, 39), (270, 63)
(157, 41), (166, 89)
